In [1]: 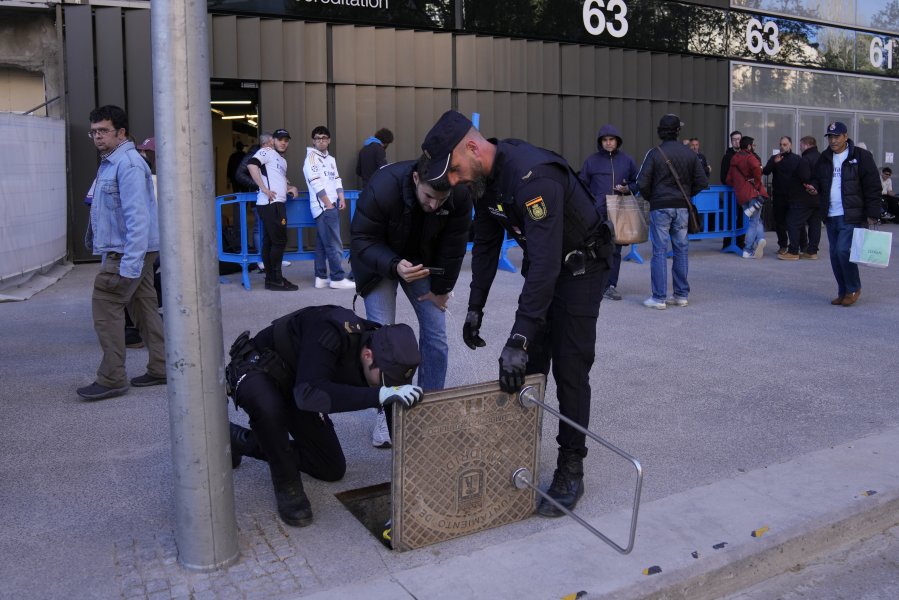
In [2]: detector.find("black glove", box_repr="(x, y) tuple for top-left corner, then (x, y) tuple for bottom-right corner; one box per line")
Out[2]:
(498, 335), (528, 393)
(463, 309), (487, 349)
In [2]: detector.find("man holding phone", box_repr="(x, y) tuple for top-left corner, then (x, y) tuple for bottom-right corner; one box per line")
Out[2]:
(350, 154), (473, 447)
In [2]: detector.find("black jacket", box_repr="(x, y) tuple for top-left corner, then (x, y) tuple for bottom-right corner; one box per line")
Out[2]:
(350, 160), (473, 297)
(637, 140), (708, 210)
(252, 305), (380, 413)
(794, 146), (822, 208)
(762, 150), (803, 201)
(720, 147), (737, 185)
(356, 141), (387, 187)
(811, 140), (881, 225)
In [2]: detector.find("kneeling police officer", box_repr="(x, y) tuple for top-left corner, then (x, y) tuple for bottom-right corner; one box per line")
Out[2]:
(226, 304), (422, 527)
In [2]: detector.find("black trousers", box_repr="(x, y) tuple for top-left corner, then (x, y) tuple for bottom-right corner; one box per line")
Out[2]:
(606, 244), (623, 288)
(256, 201), (288, 276)
(787, 205), (819, 254)
(236, 371), (346, 486)
(773, 194), (791, 248)
(525, 261), (608, 456)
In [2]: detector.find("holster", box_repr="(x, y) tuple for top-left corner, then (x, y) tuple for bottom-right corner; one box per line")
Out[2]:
(225, 331), (293, 407)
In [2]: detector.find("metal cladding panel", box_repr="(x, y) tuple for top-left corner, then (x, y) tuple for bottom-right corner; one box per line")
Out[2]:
(260, 20), (284, 81)
(580, 45), (597, 97)
(651, 53), (668, 101)
(331, 25), (355, 84)
(375, 28), (397, 86)
(391, 375), (545, 551)
(542, 42), (560, 95)
(64, 5), (97, 262)
(124, 9), (154, 144)
(525, 41), (544, 94)
(374, 86), (398, 158)
(509, 39), (527, 93)
(510, 91), (528, 139)
(259, 81), (284, 139)
(455, 35), (477, 90)
(236, 17), (262, 80)
(334, 84), (358, 176)
(212, 16), (238, 79)
(561, 95), (581, 162)
(303, 23), (328, 83)
(636, 51), (652, 100)
(283, 20), (306, 82)
(475, 36), (494, 91)
(394, 29), (416, 87)
(355, 26), (378, 86)
(95, 8), (125, 108)
(560, 45), (579, 96)
(492, 37), (510, 92)
(668, 55), (684, 103)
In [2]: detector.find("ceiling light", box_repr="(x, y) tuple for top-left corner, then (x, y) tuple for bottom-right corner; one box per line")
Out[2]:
(247, 119), (258, 126)
(210, 100), (252, 105)
(221, 115), (244, 120)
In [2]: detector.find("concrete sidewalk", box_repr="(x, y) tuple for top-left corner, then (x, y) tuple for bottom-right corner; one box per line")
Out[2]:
(1, 229), (897, 599)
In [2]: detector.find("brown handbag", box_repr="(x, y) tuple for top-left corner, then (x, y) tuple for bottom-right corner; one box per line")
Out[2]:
(656, 145), (702, 234)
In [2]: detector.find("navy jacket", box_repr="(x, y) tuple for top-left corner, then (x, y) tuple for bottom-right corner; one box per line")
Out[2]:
(470, 139), (610, 342)
(350, 160), (472, 297)
(811, 139), (881, 225)
(356, 138), (387, 187)
(579, 124), (639, 216)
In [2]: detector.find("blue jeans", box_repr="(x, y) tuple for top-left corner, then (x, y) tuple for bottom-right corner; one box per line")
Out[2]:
(314, 208), (347, 281)
(825, 215), (861, 296)
(363, 276), (447, 391)
(743, 210), (765, 254)
(649, 208), (689, 300)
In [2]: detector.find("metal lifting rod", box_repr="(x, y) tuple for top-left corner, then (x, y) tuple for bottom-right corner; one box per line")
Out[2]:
(515, 386), (643, 555)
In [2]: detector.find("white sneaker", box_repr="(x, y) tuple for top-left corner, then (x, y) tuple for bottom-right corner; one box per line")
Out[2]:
(372, 409), (391, 448)
(742, 251), (753, 259)
(257, 261), (266, 272)
(754, 238), (767, 259)
(314, 277), (329, 289)
(643, 297), (667, 310)
(281, 260), (291, 267)
(329, 278), (356, 290)
(665, 296), (688, 307)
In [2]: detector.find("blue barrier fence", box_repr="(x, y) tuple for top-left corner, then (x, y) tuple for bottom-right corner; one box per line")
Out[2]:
(217, 185), (744, 289)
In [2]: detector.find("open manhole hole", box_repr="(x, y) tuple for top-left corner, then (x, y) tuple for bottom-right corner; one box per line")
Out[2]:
(335, 482), (392, 546)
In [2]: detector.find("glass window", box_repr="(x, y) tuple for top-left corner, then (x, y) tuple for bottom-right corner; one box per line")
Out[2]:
(882, 119), (899, 167)
(731, 0), (856, 30)
(858, 0), (899, 32)
(858, 115), (882, 165)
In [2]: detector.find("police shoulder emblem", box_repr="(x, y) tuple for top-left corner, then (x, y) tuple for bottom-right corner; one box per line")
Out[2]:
(525, 196), (547, 220)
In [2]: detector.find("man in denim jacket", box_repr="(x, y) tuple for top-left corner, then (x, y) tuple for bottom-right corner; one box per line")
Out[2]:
(78, 105), (166, 401)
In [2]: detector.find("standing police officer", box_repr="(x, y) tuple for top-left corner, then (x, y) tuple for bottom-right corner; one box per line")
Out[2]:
(226, 305), (422, 527)
(420, 110), (613, 517)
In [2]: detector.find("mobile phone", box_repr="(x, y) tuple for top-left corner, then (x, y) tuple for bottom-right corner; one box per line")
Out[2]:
(424, 266), (445, 275)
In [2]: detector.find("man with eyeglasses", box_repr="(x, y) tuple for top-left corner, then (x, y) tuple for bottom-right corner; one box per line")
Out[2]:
(303, 126), (355, 290)
(77, 105), (166, 401)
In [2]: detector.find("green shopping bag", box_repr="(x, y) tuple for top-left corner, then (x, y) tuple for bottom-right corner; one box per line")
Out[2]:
(849, 227), (892, 268)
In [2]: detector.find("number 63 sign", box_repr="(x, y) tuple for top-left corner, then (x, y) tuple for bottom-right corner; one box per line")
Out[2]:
(583, 0), (629, 39)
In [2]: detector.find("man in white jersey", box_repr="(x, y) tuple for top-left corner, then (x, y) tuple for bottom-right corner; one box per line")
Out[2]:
(806, 122), (881, 307)
(248, 128), (299, 291)
(303, 126), (355, 290)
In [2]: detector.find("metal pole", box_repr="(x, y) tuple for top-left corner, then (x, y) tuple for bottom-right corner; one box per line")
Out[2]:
(151, 0), (239, 570)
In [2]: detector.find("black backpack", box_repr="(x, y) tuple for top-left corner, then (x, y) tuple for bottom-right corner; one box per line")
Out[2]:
(234, 144), (260, 191)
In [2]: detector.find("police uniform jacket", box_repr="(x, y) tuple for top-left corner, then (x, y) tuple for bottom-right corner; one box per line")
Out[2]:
(350, 160), (473, 297)
(637, 140), (708, 210)
(469, 139), (608, 343)
(252, 305), (381, 414)
(811, 139), (882, 225)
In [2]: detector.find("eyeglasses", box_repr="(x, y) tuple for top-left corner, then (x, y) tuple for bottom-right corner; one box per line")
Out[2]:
(313, 136), (330, 141)
(87, 128), (116, 139)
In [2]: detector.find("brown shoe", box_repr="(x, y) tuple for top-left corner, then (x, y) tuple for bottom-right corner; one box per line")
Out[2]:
(800, 252), (819, 260)
(777, 247), (789, 255)
(778, 252), (800, 261)
(830, 296), (844, 305)
(841, 290), (861, 306)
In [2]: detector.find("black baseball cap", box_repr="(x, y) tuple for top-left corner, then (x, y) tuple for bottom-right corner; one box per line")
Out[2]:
(368, 324), (421, 386)
(825, 122), (848, 136)
(658, 114), (684, 130)
(421, 110), (474, 182)
(273, 128), (291, 140)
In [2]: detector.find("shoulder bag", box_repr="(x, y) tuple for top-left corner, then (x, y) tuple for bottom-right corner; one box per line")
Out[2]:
(656, 145), (702, 234)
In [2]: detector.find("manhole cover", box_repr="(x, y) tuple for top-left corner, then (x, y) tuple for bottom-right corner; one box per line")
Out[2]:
(390, 375), (545, 551)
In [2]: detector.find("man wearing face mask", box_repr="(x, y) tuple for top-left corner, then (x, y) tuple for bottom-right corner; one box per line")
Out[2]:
(806, 122), (881, 306)
(226, 305), (422, 527)
(420, 110), (613, 518)
(350, 154), (473, 448)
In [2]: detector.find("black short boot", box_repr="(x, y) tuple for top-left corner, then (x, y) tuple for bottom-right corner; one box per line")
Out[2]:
(535, 450), (585, 518)
(230, 422), (268, 468)
(274, 479), (313, 527)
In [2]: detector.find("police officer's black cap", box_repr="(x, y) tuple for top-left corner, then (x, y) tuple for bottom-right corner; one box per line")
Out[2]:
(421, 110), (474, 182)
(369, 324), (421, 386)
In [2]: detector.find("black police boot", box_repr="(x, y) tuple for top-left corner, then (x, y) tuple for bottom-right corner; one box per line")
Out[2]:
(535, 450), (585, 518)
(230, 422), (269, 468)
(273, 479), (313, 527)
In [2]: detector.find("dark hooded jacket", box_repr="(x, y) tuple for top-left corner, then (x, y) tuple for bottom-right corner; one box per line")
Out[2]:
(579, 124), (639, 216)
(350, 160), (473, 297)
(356, 137), (387, 188)
(811, 139), (881, 225)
